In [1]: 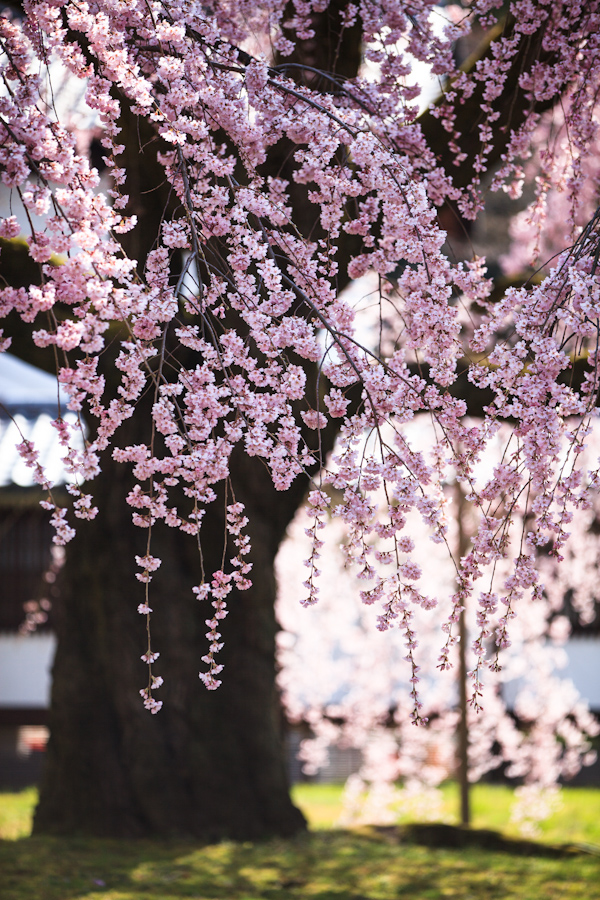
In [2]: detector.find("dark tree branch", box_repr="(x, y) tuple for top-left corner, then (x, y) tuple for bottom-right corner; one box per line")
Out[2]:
(419, 11), (578, 189)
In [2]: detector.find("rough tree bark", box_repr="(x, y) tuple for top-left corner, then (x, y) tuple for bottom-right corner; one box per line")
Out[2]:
(34, 415), (311, 837)
(30, 115), (315, 838)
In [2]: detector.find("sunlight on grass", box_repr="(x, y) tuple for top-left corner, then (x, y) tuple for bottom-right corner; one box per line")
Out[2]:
(0, 786), (599, 900)
(291, 782), (600, 846)
(291, 783), (344, 829)
(0, 787), (36, 840)
(1, 829), (599, 900)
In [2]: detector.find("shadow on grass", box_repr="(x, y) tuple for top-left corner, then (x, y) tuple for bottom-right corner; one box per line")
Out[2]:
(373, 823), (597, 857)
(0, 826), (598, 900)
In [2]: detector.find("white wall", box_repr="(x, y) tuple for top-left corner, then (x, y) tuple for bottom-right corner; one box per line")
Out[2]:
(562, 636), (600, 709)
(0, 633), (56, 707)
(0, 631), (596, 712)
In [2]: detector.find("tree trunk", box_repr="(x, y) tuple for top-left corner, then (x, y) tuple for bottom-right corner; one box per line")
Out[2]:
(34, 420), (307, 838)
(455, 479), (471, 828)
(34, 2), (363, 838)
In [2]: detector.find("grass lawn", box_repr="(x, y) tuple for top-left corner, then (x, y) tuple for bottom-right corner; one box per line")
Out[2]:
(0, 785), (598, 900)
(291, 782), (600, 846)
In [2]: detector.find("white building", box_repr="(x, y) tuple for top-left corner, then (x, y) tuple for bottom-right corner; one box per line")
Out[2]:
(0, 353), (76, 787)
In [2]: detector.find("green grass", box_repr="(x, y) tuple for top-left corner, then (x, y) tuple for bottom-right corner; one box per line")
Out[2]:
(0, 787), (37, 841)
(0, 786), (599, 900)
(2, 828), (600, 900)
(291, 782), (600, 846)
(290, 783), (344, 830)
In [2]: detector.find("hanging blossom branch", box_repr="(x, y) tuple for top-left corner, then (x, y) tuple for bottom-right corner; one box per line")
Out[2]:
(276, 498), (599, 828)
(1, 0), (600, 712)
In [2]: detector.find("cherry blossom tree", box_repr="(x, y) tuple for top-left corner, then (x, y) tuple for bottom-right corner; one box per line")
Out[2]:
(276, 434), (599, 835)
(1, 0), (600, 837)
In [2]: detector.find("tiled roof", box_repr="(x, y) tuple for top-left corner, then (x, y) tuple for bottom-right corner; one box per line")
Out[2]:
(0, 354), (82, 488)
(0, 353), (69, 413)
(0, 411), (81, 488)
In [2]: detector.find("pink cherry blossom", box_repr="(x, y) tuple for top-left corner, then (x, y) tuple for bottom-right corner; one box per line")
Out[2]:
(1, 0), (600, 715)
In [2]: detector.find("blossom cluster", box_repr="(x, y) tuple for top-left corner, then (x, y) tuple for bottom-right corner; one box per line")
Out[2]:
(1, 0), (600, 710)
(276, 492), (599, 830)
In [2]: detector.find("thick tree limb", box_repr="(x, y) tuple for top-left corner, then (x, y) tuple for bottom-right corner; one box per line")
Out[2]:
(419, 11), (582, 189)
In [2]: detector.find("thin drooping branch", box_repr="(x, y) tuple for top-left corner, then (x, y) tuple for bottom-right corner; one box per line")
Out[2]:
(1, 0), (600, 720)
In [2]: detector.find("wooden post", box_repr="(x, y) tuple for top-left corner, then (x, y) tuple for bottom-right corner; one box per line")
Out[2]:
(456, 480), (471, 827)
